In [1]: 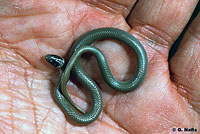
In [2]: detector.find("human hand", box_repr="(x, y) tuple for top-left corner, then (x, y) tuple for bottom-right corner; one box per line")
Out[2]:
(0, 0), (199, 133)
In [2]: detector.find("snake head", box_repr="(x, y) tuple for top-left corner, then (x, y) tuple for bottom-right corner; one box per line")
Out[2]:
(45, 54), (66, 69)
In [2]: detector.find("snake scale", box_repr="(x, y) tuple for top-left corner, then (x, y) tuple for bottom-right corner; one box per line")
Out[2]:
(45, 27), (148, 125)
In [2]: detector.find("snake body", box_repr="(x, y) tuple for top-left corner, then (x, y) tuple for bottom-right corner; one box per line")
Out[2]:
(45, 27), (148, 125)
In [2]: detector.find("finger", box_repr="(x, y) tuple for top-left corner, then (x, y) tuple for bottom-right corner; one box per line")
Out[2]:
(81, 0), (137, 17)
(128, 0), (198, 52)
(170, 12), (200, 114)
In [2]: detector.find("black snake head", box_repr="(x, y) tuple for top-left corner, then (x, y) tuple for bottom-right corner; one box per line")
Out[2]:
(45, 54), (66, 69)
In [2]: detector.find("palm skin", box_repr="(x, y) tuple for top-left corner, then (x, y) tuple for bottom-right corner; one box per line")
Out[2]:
(0, 0), (199, 134)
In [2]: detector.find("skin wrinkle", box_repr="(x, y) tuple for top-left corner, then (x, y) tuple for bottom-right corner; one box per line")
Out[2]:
(172, 78), (200, 115)
(100, 106), (113, 123)
(131, 33), (170, 62)
(27, 15), (60, 40)
(191, 47), (200, 82)
(188, 28), (200, 41)
(0, 13), (77, 44)
(81, 0), (130, 18)
(31, 94), (55, 111)
(132, 21), (173, 47)
(35, 109), (62, 133)
(37, 108), (52, 133)
(109, 0), (135, 8)
(168, 1), (188, 35)
(105, 90), (118, 111)
(112, 15), (129, 29)
(0, 13), (58, 18)
(186, 51), (200, 82)
(29, 14), (71, 41)
(67, 11), (77, 44)
(105, 95), (117, 124)
(0, 0), (66, 17)
(5, 64), (47, 133)
(0, 119), (18, 134)
(10, 50), (33, 70)
(7, 72), (14, 133)
(101, 1), (128, 16)
(33, 102), (58, 117)
(112, 95), (131, 133)
(8, 117), (32, 125)
(24, 69), (39, 134)
(182, 41), (196, 77)
(168, 1), (194, 36)
(147, 50), (167, 68)
(190, 100), (200, 112)
(0, 1), (88, 24)
(191, 57), (200, 81)
(35, 41), (43, 59)
(148, 59), (166, 69)
(150, 101), (182, 133)
(187, 89), (200, 103)
(156, 0), (163, 20)
(32, 15), (71, 39)
(0, 66), (27, 131)
(188, 95), (200, 113)
(150, 70), (169, 90)
(71, 8), (88, 40)
(145, 26), (172, 47)
(17, 41), (43, 70)
(171, 1), (182, 25)
(0, 117), (11, 127)
(0, 47), (26, 64)
(155, 109), (178, 127)
(0, 42), (10, 49)
(161, 71), (171, 87)
(85, 1), (113, 14)
(9, 95), (30, 110)
(13, 39), (67, 64)
(143, 41), (167, 61)
(36, 38), (66, 53)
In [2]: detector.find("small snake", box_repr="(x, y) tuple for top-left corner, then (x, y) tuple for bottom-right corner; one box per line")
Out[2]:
(45, 27), (148, 125)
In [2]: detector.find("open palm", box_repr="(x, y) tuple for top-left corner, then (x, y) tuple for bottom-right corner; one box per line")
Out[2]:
(0, 0), (199, 133)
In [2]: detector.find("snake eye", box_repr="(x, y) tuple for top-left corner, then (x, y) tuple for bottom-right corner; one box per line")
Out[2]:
(45, 54), (65, 68)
